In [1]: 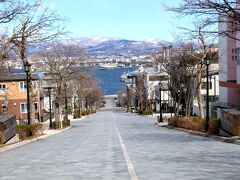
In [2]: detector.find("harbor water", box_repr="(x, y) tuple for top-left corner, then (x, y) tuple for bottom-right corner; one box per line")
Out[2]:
(91, 68), (135, 95)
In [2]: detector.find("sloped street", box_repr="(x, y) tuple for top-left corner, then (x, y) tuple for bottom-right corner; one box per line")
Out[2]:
(1, 109), (240, 180)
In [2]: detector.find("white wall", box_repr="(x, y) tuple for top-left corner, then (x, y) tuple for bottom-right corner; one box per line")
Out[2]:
(201, 74), (219, 96)
(219, 87), (228, 103)
(237, 66), (240, 84)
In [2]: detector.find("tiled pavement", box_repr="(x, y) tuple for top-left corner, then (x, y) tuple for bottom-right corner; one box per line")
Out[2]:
(1, 109), (240, 179)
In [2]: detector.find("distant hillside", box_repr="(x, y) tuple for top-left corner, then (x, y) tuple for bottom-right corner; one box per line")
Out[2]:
(29, 37), (172, 56)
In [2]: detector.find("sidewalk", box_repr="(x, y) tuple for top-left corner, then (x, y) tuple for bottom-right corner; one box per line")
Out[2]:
(0, 116), (86, 153)
(146, 113), (240, 145)
(147, 113), (172, 126)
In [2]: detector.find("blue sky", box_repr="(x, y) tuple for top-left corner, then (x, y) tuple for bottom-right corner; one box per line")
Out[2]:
(45, 0), (192, 41)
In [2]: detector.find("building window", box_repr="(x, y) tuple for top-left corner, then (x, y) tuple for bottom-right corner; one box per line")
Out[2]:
(20, 103), (27, 113)
(202, 82), (212, 90)
(238, 48), (240, 65)
(232, 48), (235, 54)
(0, 84), (7, 93)
(232, 56), (235, 61)
(34, 102), (38, 112)
(203, 96), (218, 102)
(20, 102), (38, 113)
(19, 82), (27, 92)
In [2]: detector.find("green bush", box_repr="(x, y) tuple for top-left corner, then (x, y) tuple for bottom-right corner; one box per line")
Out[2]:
(17, 124), (43, 140)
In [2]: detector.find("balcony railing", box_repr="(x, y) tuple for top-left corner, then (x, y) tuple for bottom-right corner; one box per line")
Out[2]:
(213, 101), (240, 110)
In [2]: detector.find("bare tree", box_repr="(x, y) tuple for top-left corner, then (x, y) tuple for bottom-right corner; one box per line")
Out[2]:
(0, 0), (39, 71)
(71, 71), (101, 118)
(154, 26), (217, 118)
(167, 0), (240, 40)
(37, 43), (88, 124)
(7, 0), (66, 124)
(0, 0), (32, 24)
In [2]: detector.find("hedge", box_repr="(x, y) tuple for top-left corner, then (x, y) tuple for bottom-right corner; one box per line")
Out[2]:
(16, 124), (43, 140)
(168, 116), (219, 135)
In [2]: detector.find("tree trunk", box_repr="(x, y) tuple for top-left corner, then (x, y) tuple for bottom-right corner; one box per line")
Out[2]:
(29, 79), (35, 124)
(197, 72), (204, 119)
(55, 87), (63, 128)
(21, 42), (36, 124)
(78, 92), (81, 118)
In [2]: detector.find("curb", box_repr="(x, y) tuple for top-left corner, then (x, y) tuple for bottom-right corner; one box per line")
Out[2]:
(0, 126), (72, 153)
(156, 123), (240, 145)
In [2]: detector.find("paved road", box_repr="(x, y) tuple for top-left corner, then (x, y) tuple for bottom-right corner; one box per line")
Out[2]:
(1, 109), (240, 180)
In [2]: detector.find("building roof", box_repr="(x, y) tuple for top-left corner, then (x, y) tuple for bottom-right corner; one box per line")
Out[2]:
(0, 68), (41, 82)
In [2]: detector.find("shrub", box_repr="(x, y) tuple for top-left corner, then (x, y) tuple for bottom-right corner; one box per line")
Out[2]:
(17, 124), (31, 140)
(44, 113), (54, 122)
(168, 116), (205, 132)
(169, 116), (219, 135)
(137, 109), (143, 115)
(62, 119), (70, 128)
(0, 131), (5, 144)
(81, 110), (91, 116)
(208, 117), (219, 135)
(142, 109), (153, 115)
(17, 124), (43, 140)
(52, 121), (61, 129)
(81, 111), (86, 116)
(91, 110), (96, 114)
(30, 124), (44, 136)
(73, 111), (81, 119)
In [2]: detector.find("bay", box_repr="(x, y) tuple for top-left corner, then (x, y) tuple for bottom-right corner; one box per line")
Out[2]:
(91, 68), (136, 95)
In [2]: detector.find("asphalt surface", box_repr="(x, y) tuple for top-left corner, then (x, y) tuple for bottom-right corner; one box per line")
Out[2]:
(1, 109), (240, 180)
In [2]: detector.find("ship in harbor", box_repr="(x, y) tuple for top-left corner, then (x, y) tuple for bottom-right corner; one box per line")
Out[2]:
(98, 63), (118, 70)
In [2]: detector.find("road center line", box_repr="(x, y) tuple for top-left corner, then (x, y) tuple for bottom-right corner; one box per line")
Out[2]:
(113, 113), (138, 180)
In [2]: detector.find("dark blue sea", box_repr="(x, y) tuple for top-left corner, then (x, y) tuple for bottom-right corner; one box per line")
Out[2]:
(91, 68), (136, 95)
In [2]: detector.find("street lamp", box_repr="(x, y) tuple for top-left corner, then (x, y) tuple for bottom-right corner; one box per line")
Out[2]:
(24, 61), (31, 125)
(45, 87), (53, 128)
(180, 83), (187, 116)
(159, 82), (163, 122)
(205, 57), (210, 132)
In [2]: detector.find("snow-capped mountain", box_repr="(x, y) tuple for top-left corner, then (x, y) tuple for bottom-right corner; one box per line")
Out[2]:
(29, 37), (171, 56)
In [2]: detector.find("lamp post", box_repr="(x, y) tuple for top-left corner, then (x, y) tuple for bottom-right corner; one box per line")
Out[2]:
(180, 83), (184, 116)
(159, 82), (163, 122)
(205, 58), (210, 132)
(47, 87), (53, 128)
(180, 83), (187, 116)
(24, 61), (31, 125)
